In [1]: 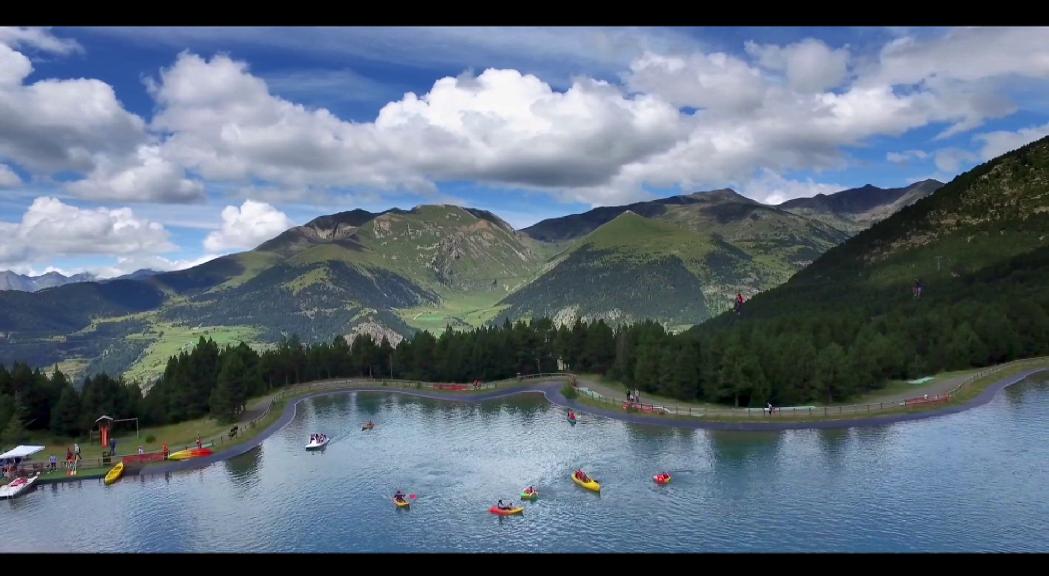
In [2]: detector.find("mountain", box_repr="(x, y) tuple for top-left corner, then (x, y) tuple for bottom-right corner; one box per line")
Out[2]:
(664, 135), (1049, 407)
(111, 269), (160, 282)
(777, 179), (943, 234)
(0, 204), (547, 382)
(0, 270), (96, 292)
(0, 177), (940, 382)
(506, 188), (853, 327)
(719, 135), (1049, 326)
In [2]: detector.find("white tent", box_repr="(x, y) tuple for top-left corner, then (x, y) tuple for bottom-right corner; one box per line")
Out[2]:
(0, 445), (45, 460)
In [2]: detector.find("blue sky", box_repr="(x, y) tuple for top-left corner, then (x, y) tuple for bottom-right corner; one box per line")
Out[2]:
(1, 26), (1048, 277)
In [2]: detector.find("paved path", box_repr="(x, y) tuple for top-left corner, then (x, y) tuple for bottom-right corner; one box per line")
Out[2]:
(127, 366), (1048, 479)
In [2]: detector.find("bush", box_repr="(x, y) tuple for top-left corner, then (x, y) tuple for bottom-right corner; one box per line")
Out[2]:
(145, 435), (156, 443)
(561, 384), (578, 400)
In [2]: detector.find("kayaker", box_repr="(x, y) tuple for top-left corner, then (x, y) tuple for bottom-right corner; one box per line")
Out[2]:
(196, 436), (202, 449)
(394, 490), (406, 502)
(162, 442), (169, 459)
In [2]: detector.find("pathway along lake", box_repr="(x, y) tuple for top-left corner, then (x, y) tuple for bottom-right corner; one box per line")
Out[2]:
(4, 374), (1049, 552)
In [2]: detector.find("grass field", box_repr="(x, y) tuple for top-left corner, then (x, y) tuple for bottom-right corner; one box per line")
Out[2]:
(396, 292), (511, 333)
(122, 320), (260, 386)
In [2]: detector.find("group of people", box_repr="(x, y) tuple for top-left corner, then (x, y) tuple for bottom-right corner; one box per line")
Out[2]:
(574, 469), (592, 483)
(362, 421), (375, 431)
(309, 433), (328, 444)
(627, 389), (641, 404)
(394, 489), (407, 503)
(523, 486), (536, 495)
(654, 472), (671, 483)
(495, 499), (516, 510)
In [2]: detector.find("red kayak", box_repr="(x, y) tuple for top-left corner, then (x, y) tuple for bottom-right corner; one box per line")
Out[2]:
(653, 473), (672, 485)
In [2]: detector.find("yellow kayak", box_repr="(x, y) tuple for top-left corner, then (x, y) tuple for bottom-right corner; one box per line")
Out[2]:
(104, 461), (125, 486)
(571, 473), (601, 492)
(394, 497), (410, 508)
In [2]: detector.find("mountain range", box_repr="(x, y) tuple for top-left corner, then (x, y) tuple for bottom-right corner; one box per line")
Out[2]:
(0, 176), (947, 383)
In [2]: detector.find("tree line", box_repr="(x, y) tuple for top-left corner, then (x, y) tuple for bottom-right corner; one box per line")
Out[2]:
(4, 264), (1049, 443)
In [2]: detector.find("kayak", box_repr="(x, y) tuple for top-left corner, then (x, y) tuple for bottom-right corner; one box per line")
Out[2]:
(653, 473), (672, 485)
(305, 435), (330, 450)
(394, 497), (410, 508)
(520, 489), (539, 500)
(571, 473), (601, 492)
(167, 447), (214, 461)
(104, 461), (125, 486)
(489, 506), (524, 516)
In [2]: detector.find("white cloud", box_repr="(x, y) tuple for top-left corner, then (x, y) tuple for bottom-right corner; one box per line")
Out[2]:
(974, 121), (1049, 160)
(66, 144), (204, 203)
(886, 149), (929, 163)
(0, 43), (147, 174)
(933, 147), (977, 174)
(0, 163), (21, 187)
(204, 199), (293, 253)
(745, 38), (850, 93)
(867, 28), (1049, 88)
(0, 197), (175, 269)
(150, 53), (685, 205)
(0, 27), (83, 55)
(626, 51), (767, 112)
(739, 169), (844, 205)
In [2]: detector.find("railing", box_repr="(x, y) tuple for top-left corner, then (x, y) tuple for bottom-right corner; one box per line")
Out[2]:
(574, 357), (1049, 421)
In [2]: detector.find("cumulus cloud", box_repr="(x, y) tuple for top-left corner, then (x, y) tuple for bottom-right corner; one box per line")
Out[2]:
(0, 27), (83, 55)
(626, 51), (767, 112)
(66, 144), (204, 203)
(745, 38), (850, 93)
(204, 199), (293, 252)
(0, 197), (175, 268)
(0, 43), (147, 174)
(0, 163), (21, 187)
(974, 122), (1049, 160)
(150, 53), (685, 204)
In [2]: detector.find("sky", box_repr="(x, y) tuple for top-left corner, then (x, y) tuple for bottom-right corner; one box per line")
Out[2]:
(1, 26), (1048, 278)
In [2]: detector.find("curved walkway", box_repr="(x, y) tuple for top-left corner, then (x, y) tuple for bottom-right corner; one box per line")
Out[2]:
(133, 367), (1048, 479)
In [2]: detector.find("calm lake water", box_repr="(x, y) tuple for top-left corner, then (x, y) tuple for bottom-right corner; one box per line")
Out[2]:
(4, 375), (1049, 552)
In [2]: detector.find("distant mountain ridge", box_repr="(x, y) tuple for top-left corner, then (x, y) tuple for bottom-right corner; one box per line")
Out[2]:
(0, 270), (96, 292)
(0, 177), (947, 382)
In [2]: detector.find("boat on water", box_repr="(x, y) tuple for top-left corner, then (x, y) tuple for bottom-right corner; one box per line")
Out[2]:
(0, 474), (40, 500)
(104, 461), (125, 486)
(571, 471), (601, 492)
(167, 447), (214, 461)
(489, 505), (524, 516)
(306, 434), (330, 450)
(653, 473), (672, 485)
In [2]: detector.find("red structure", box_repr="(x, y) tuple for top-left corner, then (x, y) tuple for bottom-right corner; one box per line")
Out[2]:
(95, 415), (114, 448)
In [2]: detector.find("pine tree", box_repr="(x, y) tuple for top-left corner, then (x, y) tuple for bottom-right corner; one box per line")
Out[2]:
(2, 398), (27, 444)
(50, 385), (81, 437)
